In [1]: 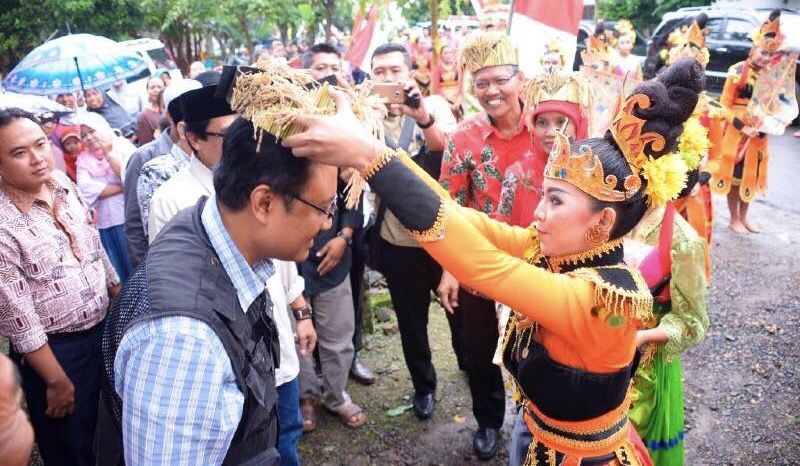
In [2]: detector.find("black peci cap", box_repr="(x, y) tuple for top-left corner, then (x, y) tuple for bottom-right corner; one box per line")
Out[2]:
(179, 85), (235, 124)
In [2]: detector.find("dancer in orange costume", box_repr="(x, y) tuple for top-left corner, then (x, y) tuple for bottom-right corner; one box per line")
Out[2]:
(709, 10), (785, 234)
(281, 58), (705, 466)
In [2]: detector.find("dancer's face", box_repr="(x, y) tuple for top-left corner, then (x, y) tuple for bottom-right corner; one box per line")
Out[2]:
(533, 178), (615, 257)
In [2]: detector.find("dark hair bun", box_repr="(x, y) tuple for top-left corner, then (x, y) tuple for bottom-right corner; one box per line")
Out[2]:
(595, 21), (606, 36)
(696, 13), (708, 29)
(622, 57), (703, 158)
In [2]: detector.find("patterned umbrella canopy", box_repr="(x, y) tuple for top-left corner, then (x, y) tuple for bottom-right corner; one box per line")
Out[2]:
(0, 92), (73, 115)
(2, 33), (148, 95)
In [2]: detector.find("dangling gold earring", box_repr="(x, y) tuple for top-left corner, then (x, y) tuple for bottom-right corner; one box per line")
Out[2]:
(585, 224), (610, 247)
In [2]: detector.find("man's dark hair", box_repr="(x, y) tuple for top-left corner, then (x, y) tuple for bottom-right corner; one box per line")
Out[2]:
(0, 107), (39, 131)
(214, 117), (313, 211)
(184, 119), (211, 141)
(303, 43), (341, 68)
(371, 43), (412, 69)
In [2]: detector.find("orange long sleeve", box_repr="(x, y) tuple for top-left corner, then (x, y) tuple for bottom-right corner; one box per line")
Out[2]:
(379, 152), (638, 371)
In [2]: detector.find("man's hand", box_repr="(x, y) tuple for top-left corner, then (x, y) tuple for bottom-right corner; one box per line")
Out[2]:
(741, 126), (759, 138)
(45, 374), (75, 418)
(389, 82), (429, 124)
(316, 236), (347, 276)
(108, 284), (121, 302)
(295, 319), (317, 357)
(0, 354), (34, 466)
(437, 270), (460, 314)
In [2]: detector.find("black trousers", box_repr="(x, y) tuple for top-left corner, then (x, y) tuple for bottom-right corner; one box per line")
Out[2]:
(457, 290), (506, 429)
(379, 238), (465, 395)
(10, 324), (103, 466)
(350, 227), (368, 355)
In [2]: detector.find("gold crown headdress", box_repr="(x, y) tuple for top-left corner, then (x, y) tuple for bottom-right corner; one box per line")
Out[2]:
(479, 0), (510, 28)
(544, 130), (641, 202)
(522, 71), (596, 135)
(545, 92), (688, 206)
(615, 19), (636, 42)
(751, 10), (784, 53)
(581, 25), (614, 65)
(459, 31), (519, 74)
(667, 18), (710, 66)
(229, 58), (386, 208)
(542, 38), (568, 66)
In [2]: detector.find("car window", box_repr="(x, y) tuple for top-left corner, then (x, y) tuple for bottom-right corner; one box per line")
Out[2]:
(705, 17), (725, 40)
(723, 18), (754, 42)
(147, 48), (176, 69)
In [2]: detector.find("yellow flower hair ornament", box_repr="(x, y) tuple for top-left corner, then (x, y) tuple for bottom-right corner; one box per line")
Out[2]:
(641, 152), (689, 206)
(677, 116), (710, 171)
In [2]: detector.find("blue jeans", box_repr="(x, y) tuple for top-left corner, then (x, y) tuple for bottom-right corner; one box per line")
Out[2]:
(277, 378), (303, 466)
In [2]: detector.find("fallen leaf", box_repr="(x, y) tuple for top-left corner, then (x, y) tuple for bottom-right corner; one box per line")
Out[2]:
(386, 404), (412, 417)
(453, 414), (466, 423)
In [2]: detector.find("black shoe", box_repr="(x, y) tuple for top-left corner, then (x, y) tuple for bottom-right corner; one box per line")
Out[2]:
(411, 392), (435, 420)
(349, 358), (376, 385)
(473, 427), (500, 460)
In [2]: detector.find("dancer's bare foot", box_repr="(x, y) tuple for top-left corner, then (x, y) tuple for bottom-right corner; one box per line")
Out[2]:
(729, 221), (749, 234)
(742, 219), (761, 233)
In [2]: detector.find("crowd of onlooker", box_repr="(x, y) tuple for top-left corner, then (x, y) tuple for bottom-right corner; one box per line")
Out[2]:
(0, 27), (494, 464)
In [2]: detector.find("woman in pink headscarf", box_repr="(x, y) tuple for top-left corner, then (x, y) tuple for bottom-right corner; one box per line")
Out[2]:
(76, 112), (136, 282)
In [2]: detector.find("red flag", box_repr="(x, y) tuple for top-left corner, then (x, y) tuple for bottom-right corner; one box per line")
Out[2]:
(508, 0), (584, 73)
(344, 6), (379, 70)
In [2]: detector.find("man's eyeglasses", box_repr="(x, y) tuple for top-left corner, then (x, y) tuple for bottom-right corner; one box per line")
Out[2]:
(205, 131), (226, 139)
(472, 68), (519, 91)
(290, 194), (337, 219)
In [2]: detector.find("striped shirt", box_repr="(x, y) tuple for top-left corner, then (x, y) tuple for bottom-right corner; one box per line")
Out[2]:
(0, 171), (118, 353)
(115, 196), (274, 465)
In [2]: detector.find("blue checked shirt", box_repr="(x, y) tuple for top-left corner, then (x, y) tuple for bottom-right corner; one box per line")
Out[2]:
(115, 196), (274, 465)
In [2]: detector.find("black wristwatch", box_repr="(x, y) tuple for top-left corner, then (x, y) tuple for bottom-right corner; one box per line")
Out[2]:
(292, 304), (313, 321)
(416, 113), (435, 129)
(337, 230), (353, 246)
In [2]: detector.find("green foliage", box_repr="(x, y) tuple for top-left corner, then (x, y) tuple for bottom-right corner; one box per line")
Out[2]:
(596, 0), (712, 35)
(0, 0), (144, 74)
(1, 0), (354, 76)
(400, 0), (476, 27)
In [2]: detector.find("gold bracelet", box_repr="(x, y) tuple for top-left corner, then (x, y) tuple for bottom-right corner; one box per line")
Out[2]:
(360, 143), (396, 181)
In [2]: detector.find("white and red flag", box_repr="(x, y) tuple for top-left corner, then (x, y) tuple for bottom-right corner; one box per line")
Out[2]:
(344, 6), (381, 71)
(508, 0), (583, 74)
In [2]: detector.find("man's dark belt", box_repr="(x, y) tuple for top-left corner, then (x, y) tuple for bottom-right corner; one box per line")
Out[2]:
(47, 321), (102, 341)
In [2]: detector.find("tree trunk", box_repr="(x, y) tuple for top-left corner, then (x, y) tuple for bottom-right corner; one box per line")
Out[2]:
(279, 25), (289, 46)
(324, 0), (335, 42)
(164, 34), (188, 75)
(237, 14), (255, 62)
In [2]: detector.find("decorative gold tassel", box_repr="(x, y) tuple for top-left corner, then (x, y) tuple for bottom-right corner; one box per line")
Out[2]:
(343, 169), (365, 210)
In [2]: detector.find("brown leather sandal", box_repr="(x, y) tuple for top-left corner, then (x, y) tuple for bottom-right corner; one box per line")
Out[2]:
(328, 402), (366, 429)
(300, 398), (318, 432)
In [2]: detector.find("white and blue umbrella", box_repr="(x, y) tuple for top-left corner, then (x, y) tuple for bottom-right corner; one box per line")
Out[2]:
(2, 33), (148, 95)
(0, 92), (73, 115)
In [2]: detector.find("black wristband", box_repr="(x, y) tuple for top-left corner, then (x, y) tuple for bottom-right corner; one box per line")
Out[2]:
(416, 113), (435, 129)
(292, 304), (313, 321)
